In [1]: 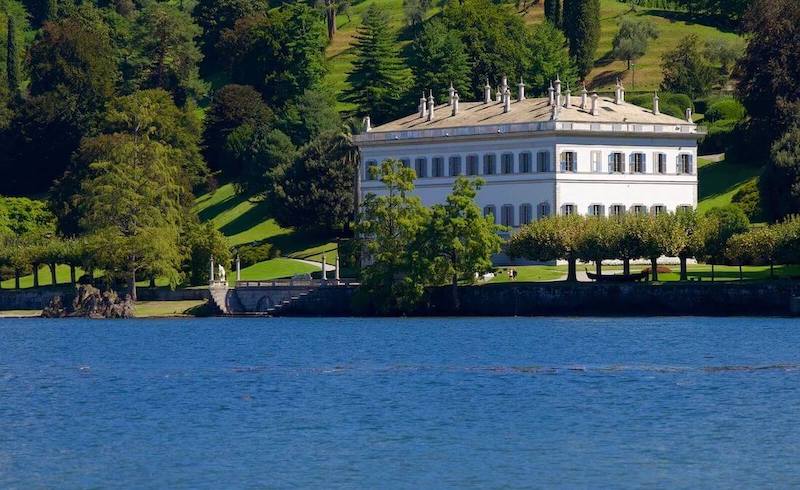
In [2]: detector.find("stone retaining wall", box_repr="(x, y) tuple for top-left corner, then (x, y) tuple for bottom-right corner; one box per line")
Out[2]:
(0, 287), (209, 310)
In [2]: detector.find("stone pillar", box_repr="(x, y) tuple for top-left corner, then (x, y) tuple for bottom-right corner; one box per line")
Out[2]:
(580, 84), (588, 110)
(685, 107), (693, 122)
(565, 87), (571, 108)
(548, 82), (555, 106)
(503, 89), (511, 113)
(236, 254), (241, 281)
(448, 83), (455, 106)
(653, 92), (660, 115)
(484, 80), (491, 104)
(427, 91), (435, 121)
(419, 92), (427, 118)
(452, 92), (459, 116)
(322, 256), (327, 280)
(518, 78), (525, 101)
(591, 93), (599, 116)
(335, 256), (340, 281)
(210, 255), (215, 283)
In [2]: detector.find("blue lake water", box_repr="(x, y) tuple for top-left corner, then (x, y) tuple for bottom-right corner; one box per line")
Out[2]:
(1, 317), (800, 489)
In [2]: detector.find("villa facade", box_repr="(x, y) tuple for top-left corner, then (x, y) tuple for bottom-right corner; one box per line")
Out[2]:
(353, 78), (702, 228)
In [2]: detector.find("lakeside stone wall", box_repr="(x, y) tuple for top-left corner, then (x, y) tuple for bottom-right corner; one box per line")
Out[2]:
(0, 287), (208, 310)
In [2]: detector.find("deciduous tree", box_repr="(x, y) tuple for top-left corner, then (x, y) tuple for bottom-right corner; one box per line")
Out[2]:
(612, 17), (658, 70)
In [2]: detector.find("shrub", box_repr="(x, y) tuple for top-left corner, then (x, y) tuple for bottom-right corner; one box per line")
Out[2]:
(699, 118), (738, 154)
(236, 242), (279, 267)
(705, 98), (746, 123)
(731, 179), (764, 221)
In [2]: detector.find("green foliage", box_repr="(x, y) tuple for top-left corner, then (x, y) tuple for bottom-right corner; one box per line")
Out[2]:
(660, 33), (715, 99)
(699, 118), (737, 154)
(235, 241), (278, 268)
(270, 131), (355, 232)
(227, 125), (295, 196)
(203, 84), (274, 173)
(701, 205), (750, 264)
(410, 18), (471, 103)
(6, 15), (19, 100)
(703, 38), (743, 76)
(563, 0), (600, 77)
(183, 221), (231, 285)
(279, 88), (343, 146)
(611, 17), (659, 70)
(730, 179), (762, 222)
(544, 0), (561, 26)
(403, 0), (430, 26)
(508, 214), (583, 281)
(626, 92), (685, 119)
(192, 0), (266, 71)
(344, 3), (410, 122)
(219, 3), (328, 107)
(761, 125), (800, 221)
(705, 98), (745, 123)
(0, 197), (55, 236)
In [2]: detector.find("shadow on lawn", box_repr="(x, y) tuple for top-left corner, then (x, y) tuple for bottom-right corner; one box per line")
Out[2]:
(218, 199), (275, 237)
(698, 159), (760, 201)
(196, 190), (251, 223)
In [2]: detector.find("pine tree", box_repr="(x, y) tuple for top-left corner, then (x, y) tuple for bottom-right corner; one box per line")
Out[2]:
(46, 0), (58, 20)
(344, 4), (410, 123)
(544, 0), (561, 27)
(563, 0), (600, 78)
(6, 16), (20, 100)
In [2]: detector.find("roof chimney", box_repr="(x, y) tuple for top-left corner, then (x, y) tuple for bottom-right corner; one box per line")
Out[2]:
(503, 88), (511, 113)
(448, 82), (455, 106)
(580, 83), (588, 110)
(518, 78), (525, 101)
(484, 80), (491, 104)
(653, 92), (660, 115)
(419, 92), (427, 119)
(685, 107), (693, 122)
(548, 81), (555, 106)
(363, 116), (371, 132)
(495, 87), (501, 103)
(614, 78), (624, 104)
(452, 92), (459, 116)
(427, 90), (435, 121)
(555, 75), (562, 107)
(501, 75), (508, 94)
(591, 92), (599, 116)
(564, 84), (572, 108)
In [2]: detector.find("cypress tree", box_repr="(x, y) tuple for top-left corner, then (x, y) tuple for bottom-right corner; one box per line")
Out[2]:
(563, 0), (600, 78)
(6, 16), (20, 100)
(344, 4), (410, 123)
(544, 0), (561, 27)
(46, 0), (57, 20)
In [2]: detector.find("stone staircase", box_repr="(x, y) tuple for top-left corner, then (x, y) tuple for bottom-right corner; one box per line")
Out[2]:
(263, 288), (316, 316)
(208, 283), (231, 315)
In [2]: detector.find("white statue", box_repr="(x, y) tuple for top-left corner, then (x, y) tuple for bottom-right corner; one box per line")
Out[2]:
(217, 264), (226, 282)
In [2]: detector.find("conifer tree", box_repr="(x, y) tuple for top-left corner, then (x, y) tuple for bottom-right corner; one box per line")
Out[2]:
(544, 0), (561, 27)
(6, 16), (19, 100)
(46, 0), (58, 20)
(344, 4), (410, 123)
(563, 0), (600, 78)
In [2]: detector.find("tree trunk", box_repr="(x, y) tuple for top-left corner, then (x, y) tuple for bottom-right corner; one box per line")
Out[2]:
(566, 257), (577, 282)
(595, 260), (602, 277)
(680, 256), (688, 281)
(326, 1), (336, 39)
(50, 263), (57, 286)
(451, 273), (459, 312)
(623, 258), (630, 276)
(149, 276), (156, 288)
(70, 265), (76, 286)
(128, 270), (137, 302)
(33, 263), (39, 288)
(14, 270), (20, 289)
(739, 264), (743, 281)
(711, 263), (715, 282)
(650, 257), (659, 281)
(770, 261), (774, 279)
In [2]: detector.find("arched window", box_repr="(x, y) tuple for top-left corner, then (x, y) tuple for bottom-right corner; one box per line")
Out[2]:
(449, 156), (462, 176)
(483, 154), (496, 175)
(415, 157), (427, 178)
(432, 157), (444, 177)
(501, 153), (514, 174)
(519, 204), (533, 225)
(466, 155), (479, 175)
(537, 151), (551, 172)
(483, 205), (497, 223)
(501, 204), (514, 226)
(537, 202), (551, 219)
(519, 152), (532, 173)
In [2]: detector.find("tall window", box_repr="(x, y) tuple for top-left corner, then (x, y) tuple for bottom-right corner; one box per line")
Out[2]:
(591, 151), (602, 173)
(611, 153), (624, 173)
(432, 157), (444, 177)
(561, 151), (577, 172)
(467, 155), (479, 175)
(589, 204), (605, 216)
(519, 152), (532, 173)
(631, 205), (647, 215)
(449, 156), (462, 176)
(631, 153), (645, 173)
(537, 151), (551, 172)
(364, 160), (377, 180)
(519, 204), (533, 225)
(537, 202), (551, 219)
(483, 205), (497, 223)
(501, 205), (514, 226)
(501, 153), (514, 174)
(651, 204), (666, 216)
(562, 204), (576, 215)
(610, 204), (625, 216)
(415, 157), (427, 178)
(656, 153), (666, 174)
(483, 154), (496, 175)
(678, 154), (693, 174)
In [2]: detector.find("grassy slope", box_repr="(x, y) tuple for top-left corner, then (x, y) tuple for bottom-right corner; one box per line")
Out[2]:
(697, 157), (760, 214)
(323, 0), (741, 109)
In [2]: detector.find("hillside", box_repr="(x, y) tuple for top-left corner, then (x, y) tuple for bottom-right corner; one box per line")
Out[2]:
(323, 0), (742, 112)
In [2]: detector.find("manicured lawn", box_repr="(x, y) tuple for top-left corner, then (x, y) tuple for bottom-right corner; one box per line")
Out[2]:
(0, 264), (84, 289)
(697, 157), (761, 216)
(489, 265), (565, 283)
(134, 300), (207, 318)
(238, 258), (318, 281)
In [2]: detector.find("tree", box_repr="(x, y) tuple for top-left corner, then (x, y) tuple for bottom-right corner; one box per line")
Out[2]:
(271, 131), (355, 232)
(508, 215), (583, 282)
(219, 4), (328, 106)
(544, 0), (561, 26)
(609, 214), (644, 276)
(203, 84), (273, 173)
(133, 3), (207, 103)
(674, 208), (708, 281)
(661, 34), (715, 99)
(527, 22), (578, 94)
(410, 19), (470, 102)
(279, 87), (343, 145)
(344, 4), (410, 122)
(6, 15), (19, 100)
(403, 0), (430, 26)
(704, 38), (743, 78)
(424, 177), (503, 309)
(192, 0), (265, 71)
(183, 221), (231, 285)
(576, 217), (614, 276)
(357, 159), (431, 313)
(227, 125), (295, 196)
(702, 206), (750, 281)
(563, 0), (600, 78)
(611, 17), (658, 70)
(760, 125), (800, 220)
(636, 212), (684, 281)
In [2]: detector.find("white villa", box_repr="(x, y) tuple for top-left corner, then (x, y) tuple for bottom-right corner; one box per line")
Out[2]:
(353, 77), (702, 227)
